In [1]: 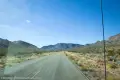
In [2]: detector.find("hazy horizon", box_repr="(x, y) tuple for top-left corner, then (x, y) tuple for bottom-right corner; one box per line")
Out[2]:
(0, 0), (120, 47)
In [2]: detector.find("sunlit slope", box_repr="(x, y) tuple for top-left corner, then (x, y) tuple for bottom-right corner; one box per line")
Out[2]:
(0, 39), (40, 56)
(68, 33), (120, 53)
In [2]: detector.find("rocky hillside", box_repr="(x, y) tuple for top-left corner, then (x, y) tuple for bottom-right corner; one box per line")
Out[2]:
(69, 33), (120, 53)
(0, 39), (39, 56)
(13, 40), (37, 48)
(41, 43), (83, 51)
(109, 33), (120, 41)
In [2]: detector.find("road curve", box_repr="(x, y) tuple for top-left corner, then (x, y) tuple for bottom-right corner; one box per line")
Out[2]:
(1, 53), (88, 80)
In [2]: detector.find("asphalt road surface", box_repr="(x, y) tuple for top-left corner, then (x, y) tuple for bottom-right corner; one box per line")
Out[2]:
(1, 53), (88, 80)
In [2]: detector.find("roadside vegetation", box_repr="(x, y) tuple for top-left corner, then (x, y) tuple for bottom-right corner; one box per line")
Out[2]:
(0, 50), (52, 68)
(66, 34), (120, 80)
(65, 50), (120, 80)
(0, 39), (53, 68)
(0, 48), (8, 68)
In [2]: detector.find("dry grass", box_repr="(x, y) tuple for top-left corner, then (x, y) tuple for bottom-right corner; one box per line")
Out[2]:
(65, 52), (120, 80)
(1, 52), (53, 68)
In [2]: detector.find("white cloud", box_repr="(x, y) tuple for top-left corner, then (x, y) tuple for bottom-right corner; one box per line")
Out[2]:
(26, 20), (31, 23)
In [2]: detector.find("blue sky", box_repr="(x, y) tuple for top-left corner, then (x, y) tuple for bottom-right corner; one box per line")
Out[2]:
(0, 0), (120, 47)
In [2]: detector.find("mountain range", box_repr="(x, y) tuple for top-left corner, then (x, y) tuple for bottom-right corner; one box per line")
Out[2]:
(0, 39), (82, 56)
(0, 33), (120, 56)
(0, 39), (39, 56)
(40, 43), (83, 51)
(69, 33), (120, 53)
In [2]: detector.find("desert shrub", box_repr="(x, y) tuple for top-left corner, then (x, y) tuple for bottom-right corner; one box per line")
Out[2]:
(80, 65), (90, 71)
(116, 49), (120, 55)
(81, 67), (94, 72)
(107, 63), (118, 69)
(77, 61), (82, 66)
(0, 48), (8, 57)
(107, 75), (114, 80)
(81, 67), (88, 71)
(107, 49), (115, 56)
(107, 57), (114, 61)
(107, 55), (117, 62)
(107, 74), (120, 80)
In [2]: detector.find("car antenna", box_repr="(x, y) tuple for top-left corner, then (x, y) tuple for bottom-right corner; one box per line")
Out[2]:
(100, 0), (107, 80)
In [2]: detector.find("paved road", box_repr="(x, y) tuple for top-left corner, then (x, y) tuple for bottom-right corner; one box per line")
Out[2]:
(1, 53), (88, 80)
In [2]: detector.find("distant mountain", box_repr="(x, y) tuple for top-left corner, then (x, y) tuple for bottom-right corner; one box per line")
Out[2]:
(41, 43), (83, 51)
(0, 38), (9, 48)
(68, 33), (120, 53)
(13, 40), (37, 48)
(0, 38), (10, 56)
(109, 33), (120, 41)
(0, 39), (39, 56)
(1, 33), (120, 56)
